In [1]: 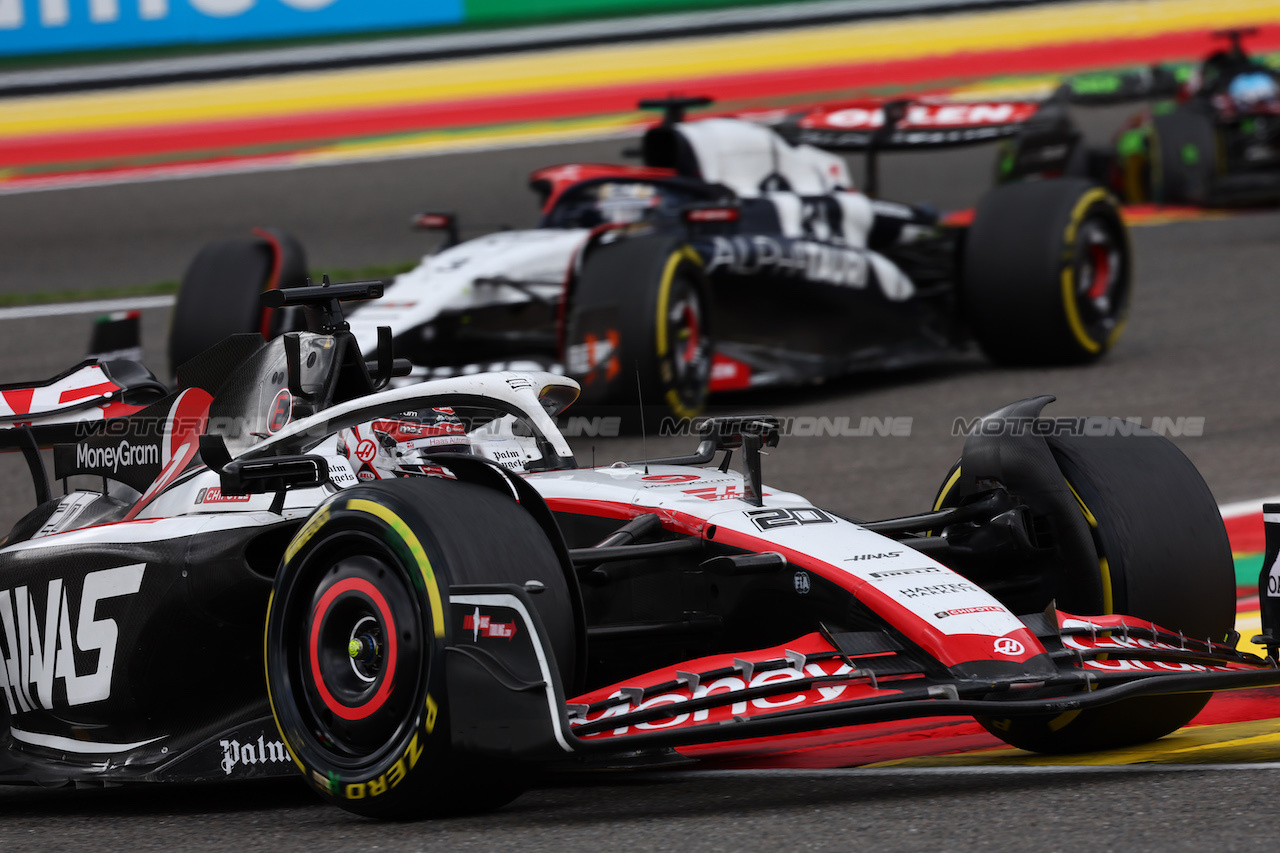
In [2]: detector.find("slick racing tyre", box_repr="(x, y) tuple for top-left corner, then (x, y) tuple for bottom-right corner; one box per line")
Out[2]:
(1061, 142), (1115, 188)
(933, 424), (1234, 753)
(565, 234), (714, 422)
(1150, 108), (1219, 205)
(962, 179), (1130, 365)
(168, 228), (307, 376)
(265, 477), (576, 819)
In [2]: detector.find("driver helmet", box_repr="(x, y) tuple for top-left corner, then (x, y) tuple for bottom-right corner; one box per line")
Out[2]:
(341, 407), (472, 479)
(1228, 71), (1280, 109)
(594, 182), (661, 224)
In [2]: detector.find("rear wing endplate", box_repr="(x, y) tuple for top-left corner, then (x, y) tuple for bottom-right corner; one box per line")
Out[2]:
(0, 360), (167, 449)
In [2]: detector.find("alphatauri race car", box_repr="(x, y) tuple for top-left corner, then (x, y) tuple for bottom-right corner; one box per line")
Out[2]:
(996, 28), (1280, 206)
(170, 96), (1131, 422)
(4, 282), (1275, 818)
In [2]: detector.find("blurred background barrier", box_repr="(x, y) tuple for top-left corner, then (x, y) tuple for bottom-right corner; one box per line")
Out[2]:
(1, 0), (466, 57)
(4, 0), (1278, 194)
(0, 0), (1053, 61)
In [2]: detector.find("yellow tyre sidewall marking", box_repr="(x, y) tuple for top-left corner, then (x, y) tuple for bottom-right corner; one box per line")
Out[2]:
(267, 495), (449, 795)
(284, 503), (330, 564)
(346, 498), (446, 639)
(263, 588), (309, 775)
(1066, 480), (1099, 528)
(1059, 187), (1114, 355)
(1032, 477), (1114, 732)
(933, 464), (963, 512)
(656, 246), (707, 420)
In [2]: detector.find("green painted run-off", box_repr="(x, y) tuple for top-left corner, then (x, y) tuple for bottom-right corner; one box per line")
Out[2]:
(1237, 553), (1263, 591)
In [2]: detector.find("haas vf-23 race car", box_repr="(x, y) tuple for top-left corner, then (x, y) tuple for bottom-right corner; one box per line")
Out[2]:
(997, 28), (1280, 206)
(3, 282), (1274, 818)
(170, 97), (1132, 422)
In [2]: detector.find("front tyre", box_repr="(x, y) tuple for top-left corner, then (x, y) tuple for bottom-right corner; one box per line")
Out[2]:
(962, 179), (1131, 365)
(935, 424), (1234, 753)
(266, 477), (575, 819)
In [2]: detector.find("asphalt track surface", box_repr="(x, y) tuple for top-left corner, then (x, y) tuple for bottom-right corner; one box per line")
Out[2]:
(2, 105), (1280, 847)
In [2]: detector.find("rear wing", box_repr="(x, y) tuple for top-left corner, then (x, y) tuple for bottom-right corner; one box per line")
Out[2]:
(777, 96), (1076, 195)
(1063, 66), (1182, 106)
(0, 359), (168, 506)
(782, 98), (1047, 152)
(0, 359), (167, 447)
(0, 305), (162, 448)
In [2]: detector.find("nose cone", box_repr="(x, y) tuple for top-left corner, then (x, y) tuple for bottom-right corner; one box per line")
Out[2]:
(948, 650), (1059, 683)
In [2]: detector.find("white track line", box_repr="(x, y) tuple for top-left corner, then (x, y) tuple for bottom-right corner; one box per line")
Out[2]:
(1221, 496), (1280, 519)
(0, 295), (175, 320)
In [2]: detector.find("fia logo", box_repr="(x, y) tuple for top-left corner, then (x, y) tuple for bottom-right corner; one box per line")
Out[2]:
(794, 571), (811, 595)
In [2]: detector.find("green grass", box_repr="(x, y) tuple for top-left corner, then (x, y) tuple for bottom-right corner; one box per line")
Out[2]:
(306, 261), (418, 285)
(0, 280), (180, 307)
(0, 261), (419, 308)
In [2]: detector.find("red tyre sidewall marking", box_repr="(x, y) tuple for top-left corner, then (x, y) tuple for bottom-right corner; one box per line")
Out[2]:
(308, 577), (399, 721)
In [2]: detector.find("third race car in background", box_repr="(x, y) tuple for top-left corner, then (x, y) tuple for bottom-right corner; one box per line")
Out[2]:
(995, 27), (1280, 206)
(171, 97), (1132, 421)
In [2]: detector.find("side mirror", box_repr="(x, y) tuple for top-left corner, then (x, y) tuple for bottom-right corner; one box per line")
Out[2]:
(412, 211), (460, 249)
(698, 414), (781, 453)
(199, 433), (330, 513)
(218, 455), (329, 497)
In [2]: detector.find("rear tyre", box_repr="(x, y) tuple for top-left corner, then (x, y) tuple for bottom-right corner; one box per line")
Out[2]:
(934, 426), (1234, 753)
(962, 179), (1131, 365)
(1151, 108), (1219, 205)
(168, 228), (307, 375)
(565, 235), (714, 421)
(265, 477), (575, 819)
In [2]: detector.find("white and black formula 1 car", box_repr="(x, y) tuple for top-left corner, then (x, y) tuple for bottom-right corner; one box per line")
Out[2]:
(3, 281), (1275, 818)
(170, 96), (1132, 421)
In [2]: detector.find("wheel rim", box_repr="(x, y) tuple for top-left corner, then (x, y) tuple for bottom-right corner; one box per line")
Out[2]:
(291, 540), (428, 766)
(309, 576), (398, 721)
(664, 274), (712, 410)
(1072, 218), (1127, 343)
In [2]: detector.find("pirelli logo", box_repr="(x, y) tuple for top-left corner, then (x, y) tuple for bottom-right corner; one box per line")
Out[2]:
(868, 566), (944, 579)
